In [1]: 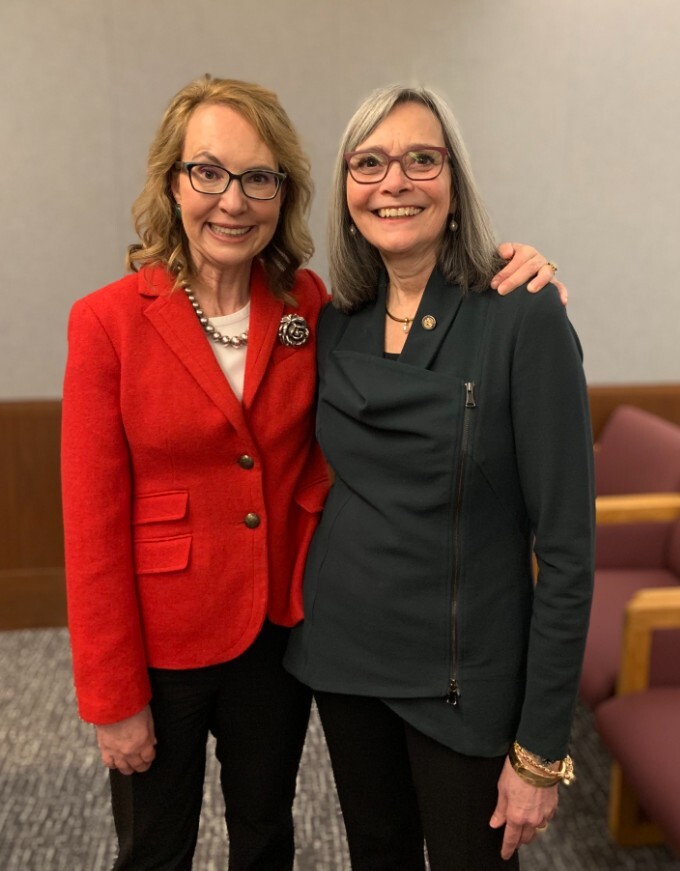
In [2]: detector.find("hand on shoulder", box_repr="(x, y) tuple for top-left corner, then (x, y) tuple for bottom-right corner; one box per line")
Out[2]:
(493, 243), (568, 305)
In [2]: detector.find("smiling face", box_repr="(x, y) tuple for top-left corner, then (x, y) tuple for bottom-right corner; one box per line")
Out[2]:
(171, 102), (283, 286)
(346, 101), (453, 273)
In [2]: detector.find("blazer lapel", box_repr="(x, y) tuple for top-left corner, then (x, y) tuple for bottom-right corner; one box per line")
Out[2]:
(141, 268), (249, 436)
(242, 261), (283, 410)
(398, 267), (466, 369)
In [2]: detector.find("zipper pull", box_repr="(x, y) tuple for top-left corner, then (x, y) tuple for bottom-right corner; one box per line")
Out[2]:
(446, 678), (460, 706)
(465, 382), (476, 408)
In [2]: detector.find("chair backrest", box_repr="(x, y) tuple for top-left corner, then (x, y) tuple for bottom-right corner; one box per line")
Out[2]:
(666, 519), (680, 578)
(596, 406), (680, 569)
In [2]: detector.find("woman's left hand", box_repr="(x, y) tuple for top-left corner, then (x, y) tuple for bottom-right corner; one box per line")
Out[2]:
(489, 757), (559, 860)
(492, 243), (568, 305)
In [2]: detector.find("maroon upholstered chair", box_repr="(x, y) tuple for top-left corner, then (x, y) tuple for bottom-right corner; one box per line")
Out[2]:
(579, 407), (680, 709)
(595, 587), (680, 854)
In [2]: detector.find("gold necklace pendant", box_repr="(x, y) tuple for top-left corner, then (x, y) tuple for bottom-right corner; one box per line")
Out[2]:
(385, 305), (414, 333)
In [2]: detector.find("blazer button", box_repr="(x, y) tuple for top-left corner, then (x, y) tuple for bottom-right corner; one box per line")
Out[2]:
(244, 512), (261, 529)
(238, 454), (255, 469)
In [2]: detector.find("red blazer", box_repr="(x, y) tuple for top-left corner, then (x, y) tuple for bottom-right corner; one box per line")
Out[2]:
(61, 263), (330, 724)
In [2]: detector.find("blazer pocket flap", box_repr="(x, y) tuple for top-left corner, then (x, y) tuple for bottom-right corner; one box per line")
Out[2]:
(133, 490), (189, 525)
(294, 476), (329, 514)
(134, 534), (192, 574)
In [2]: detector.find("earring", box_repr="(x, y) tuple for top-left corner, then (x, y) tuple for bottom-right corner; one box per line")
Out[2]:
(449, 217), (458, 231)
(175, 203), (182, 218)
(349, 224), (357, 237)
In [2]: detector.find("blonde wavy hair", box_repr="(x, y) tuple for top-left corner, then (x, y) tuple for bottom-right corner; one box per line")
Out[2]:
(126, 75), (314, 299)
(328, 85), (503, 312)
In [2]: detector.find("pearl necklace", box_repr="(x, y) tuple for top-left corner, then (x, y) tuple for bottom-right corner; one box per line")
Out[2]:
(184, 287), (249, 348)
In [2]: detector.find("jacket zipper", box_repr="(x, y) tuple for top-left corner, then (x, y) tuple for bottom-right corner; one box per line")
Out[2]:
(447, 380), (476, 705)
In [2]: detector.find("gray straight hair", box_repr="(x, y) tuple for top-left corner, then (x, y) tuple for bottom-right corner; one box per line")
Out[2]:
(328, 85), (504, 312)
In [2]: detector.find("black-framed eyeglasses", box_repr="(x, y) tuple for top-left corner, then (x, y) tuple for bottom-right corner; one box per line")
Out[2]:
(344, 146), (450, 184)
(175, 162), (287, 200)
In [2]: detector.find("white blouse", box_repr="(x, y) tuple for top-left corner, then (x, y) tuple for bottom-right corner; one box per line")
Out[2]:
(206, 301), (250, 400)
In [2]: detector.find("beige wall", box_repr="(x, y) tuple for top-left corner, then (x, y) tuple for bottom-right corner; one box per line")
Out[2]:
(1, 0), (678, 397)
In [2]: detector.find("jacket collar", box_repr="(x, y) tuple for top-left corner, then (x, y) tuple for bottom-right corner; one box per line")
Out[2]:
(140, 262), (283, 433)
(341, 266), (466, 369)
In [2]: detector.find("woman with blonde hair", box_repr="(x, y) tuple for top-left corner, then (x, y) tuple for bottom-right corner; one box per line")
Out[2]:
(62, 74), (330, 870)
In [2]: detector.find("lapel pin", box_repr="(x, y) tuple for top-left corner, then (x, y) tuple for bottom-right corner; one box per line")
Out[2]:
(421, 315), (437, 331)
(278, 314), (310, 347)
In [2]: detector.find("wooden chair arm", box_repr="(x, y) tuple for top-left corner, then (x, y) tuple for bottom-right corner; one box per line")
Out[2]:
(617, 588), (680, 695)
(596, 492), (680, 525)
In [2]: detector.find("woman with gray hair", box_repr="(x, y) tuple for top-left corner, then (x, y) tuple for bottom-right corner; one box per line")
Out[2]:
(285, 86), (593, 869)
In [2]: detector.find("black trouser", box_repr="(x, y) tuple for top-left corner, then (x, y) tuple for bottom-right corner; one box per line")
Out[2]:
(110, 622), (312, 871)
(314, 691), (520, 871)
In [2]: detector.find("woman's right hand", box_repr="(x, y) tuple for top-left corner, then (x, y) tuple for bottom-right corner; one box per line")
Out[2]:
(489, 757), (558, 859)
(95, 705), (157, 775)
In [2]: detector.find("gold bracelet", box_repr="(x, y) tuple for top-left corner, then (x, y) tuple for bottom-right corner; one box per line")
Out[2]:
(511, 763), (561, 788)
(508, 744), (560, 787)
(513, 743), (564, 777)
(510, 742), (575, 786)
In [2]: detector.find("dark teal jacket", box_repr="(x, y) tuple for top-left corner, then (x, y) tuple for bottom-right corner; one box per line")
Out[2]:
(285, 268), (594, 760)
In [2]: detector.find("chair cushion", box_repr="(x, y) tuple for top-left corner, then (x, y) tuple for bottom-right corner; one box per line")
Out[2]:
(596, 524), (671, 570)
(596, 687), (680, 857)
(595, 405), (680, 496)
(667, 520), (680, 577)
(595, 406), (680, 570)
(579, 568), (680, 709)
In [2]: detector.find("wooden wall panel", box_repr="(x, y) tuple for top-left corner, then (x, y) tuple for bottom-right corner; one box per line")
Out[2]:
(1, 385), (679, 629)
(0, 569), (66, 629)
(0, 401), (65, 629)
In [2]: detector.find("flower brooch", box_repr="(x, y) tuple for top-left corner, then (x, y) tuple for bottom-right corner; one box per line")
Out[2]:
(278, 314), (310, 347)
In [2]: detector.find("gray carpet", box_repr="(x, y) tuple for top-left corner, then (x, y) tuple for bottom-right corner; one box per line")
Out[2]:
(1, 629), (678, 870)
